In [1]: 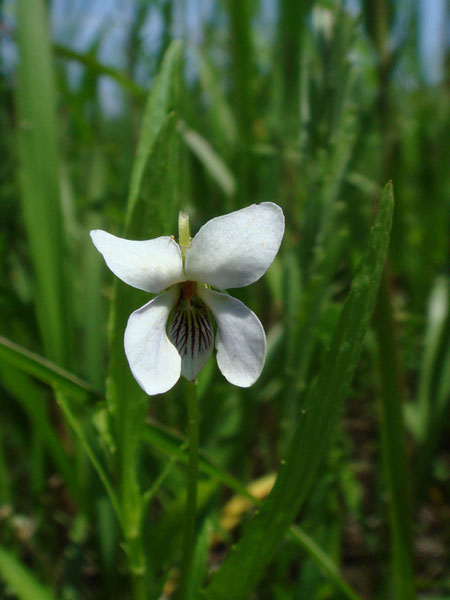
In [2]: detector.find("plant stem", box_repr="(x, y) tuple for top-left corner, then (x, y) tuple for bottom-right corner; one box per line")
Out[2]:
(132, 570), (147, 600)
(179, 381), (199, 598)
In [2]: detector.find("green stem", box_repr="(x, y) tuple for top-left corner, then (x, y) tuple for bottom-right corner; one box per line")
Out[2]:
(132, 571), (146, 600)
(179, 381), (199, 598)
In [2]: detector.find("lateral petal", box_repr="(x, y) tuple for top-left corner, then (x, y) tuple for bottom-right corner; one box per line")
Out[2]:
(199, 288), (266, 387)
(124, 287), (181, 395)
(185, 203), (284, 289)
(90, 230), (184, 294)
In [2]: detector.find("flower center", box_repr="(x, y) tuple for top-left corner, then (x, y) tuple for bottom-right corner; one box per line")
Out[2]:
(181, 280), (196, 302)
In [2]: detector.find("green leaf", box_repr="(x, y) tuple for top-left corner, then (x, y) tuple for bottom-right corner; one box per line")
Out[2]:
(15, 0), (72, 366)
(54, 44), (146, 99)
(373, 272), (415, 600)
(179, 122), (236, 198)
(0, 335), (100, 402)
(54, 391), (122, 527)
(415, 276), (450, 443)
(202, 182), (394, 600)
(104, 41), (182, 572)
(0, 363), (84, 508)
(0, 337), (118, 519)
(186, 519), (213, 600)
(142, 423), (363, 600)
(125, 40), (182, 224)
(411, 277), (450, 492)
(198, 54), (237, 148)
(106, 42), (182, 426)
(0, 545), (57, 600)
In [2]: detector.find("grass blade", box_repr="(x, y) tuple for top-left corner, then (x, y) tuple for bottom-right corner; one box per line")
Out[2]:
(186, 519), (213, 600)
(289, 526), (362, 600)
(415, 277), (450, 491)
(179, 122), (236, 198)
(0, 335), (100, 402)
(15, 0), (71, 366)
(202, 182), (394, 600)
(373, 271), (415, 599)
(54, 44), (146, 99)
(0, 363), (85, 508)
(0, 545), (57, 600)
(54, 391), (121, 527)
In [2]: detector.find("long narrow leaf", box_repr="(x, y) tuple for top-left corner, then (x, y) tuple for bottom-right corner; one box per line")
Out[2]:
(373, 272), (415, 599)
(202, 182), (394, 600)
(55, 391), (122, 526)
(105, 41), (182, 572)
(179, 122), (236, 198)
(0, 363), (85, 508)
(15, 0), (71, 366)
(0, 546), (57, 600)
(142, 423), (363, 600)
(54, 44), (146, 99)
(0, 335), (99, 402)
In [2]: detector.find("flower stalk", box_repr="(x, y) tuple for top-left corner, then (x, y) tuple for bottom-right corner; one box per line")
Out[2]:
(179, 380), (199, 598)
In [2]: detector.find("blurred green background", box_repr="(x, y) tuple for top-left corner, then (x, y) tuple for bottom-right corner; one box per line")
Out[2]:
(0, 0), (448, 598)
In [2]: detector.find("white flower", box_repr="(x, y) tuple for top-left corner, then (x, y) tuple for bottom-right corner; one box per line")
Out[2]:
(90, 202), (285, 395)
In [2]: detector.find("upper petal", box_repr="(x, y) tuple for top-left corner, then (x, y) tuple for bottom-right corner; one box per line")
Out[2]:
(124, 287), (181, 395)
(184, 202), (284, 289)
(199, 288), (266, 387)
(90, 230), (184, 293)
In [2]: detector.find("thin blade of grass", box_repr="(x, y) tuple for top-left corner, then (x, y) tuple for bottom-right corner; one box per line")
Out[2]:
(202, 182), (394, 600)
(0, 546), (57, 600)
(415, 278), (450, 492)
(81, 147), (108, 390)
(0, 334), (100, 402)
(198, 54), (237, 149)
(186, 519), (213, 600)
(0, 434), (10, 504)
(415, 276), (450, 442)
(373, 271), (415, 599)
(15, 0), (71, 366)
(54, 391), (121, 527)
(179, 122), (236, 198)
(54, 44), (146, 99)
(289, 526), (362, 600)
(0, 363), (85, 508)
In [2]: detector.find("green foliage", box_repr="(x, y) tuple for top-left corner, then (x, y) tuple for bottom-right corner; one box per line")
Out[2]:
(203, 184), (394, 599)
(0, 546), (57, 600)
(1, 1), (448, 599)
(15, 0), (72, 366)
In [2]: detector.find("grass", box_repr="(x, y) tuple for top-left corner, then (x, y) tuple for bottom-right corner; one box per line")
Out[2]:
(0, 1), (448, 599)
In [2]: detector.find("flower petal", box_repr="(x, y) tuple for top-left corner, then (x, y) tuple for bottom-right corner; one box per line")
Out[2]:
(199, 288), (266, 387)
(124, 287), (181, 395)
(185, 202), (284, 289)
(169, 293), (214, 381)
(90, 230), (184, 293)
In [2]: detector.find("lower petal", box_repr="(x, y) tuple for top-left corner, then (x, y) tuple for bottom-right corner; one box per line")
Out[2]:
(199, 288), (266, 387)
(124, 287), (181, 395)
(169, 293), (214, 381)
